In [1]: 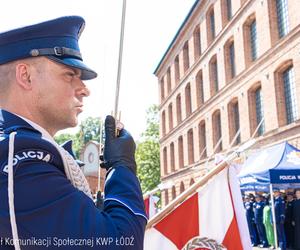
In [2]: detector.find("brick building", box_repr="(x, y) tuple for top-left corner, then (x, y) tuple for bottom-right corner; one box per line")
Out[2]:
(154, 0), (300, 207)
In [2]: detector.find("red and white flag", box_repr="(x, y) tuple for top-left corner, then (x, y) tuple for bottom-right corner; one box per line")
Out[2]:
(144, 167), (251, 250)
(144, 194), (160, 219)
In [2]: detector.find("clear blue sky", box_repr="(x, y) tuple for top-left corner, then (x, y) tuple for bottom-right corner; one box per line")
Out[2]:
(1, 0), (195, 139)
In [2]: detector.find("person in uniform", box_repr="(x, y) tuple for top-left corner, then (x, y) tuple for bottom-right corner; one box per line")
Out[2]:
(254, 194), (269, 248)
(285, 192), (295, 248)
(263, 195), (275, 249)
(244, 195), (259, 246)
(274, 190), (286, 250)
(292, 189), (300, 250)
(0, 16), (147, 249)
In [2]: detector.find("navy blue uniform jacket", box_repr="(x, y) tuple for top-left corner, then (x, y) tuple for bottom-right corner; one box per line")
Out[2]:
(0, 110), (147, 249)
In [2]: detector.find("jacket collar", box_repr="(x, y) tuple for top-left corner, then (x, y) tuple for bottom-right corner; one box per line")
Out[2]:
(0, 109), (78, 159)
(0, 109), (39, 135)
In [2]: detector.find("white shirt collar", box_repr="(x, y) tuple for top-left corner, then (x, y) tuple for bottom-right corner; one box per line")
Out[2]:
(14, 113), (55, 143)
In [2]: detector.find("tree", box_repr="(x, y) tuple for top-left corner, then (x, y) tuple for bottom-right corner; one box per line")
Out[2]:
(136, 105), (160, 193)
(79, 117), (103, 144)
(54, 117), (102, 158)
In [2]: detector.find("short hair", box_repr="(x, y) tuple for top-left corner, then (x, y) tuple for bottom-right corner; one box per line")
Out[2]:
(0, 61), (16, 96)
(0, 57), (46, 99)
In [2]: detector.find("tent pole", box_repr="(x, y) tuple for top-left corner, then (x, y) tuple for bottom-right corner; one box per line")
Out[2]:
(270, 184), (278, 249)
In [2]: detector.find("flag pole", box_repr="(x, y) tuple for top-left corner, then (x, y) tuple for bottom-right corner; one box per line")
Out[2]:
(146, 139), (256, 228)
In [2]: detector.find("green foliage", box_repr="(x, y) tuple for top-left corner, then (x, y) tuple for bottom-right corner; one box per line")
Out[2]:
(79, 117), (103, 144)
(136, 104), (160, 193)
(54, 117), (102, 158)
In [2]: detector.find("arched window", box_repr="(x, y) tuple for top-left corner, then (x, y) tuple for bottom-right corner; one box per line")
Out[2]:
(168, 103), (173, 131)
(161, 111), (166, 136)
(212, 110), (222, 152)
(228, 98), (240, 145)
(190, 178), (195, 186)
(196, 70), (204, 107)
(176, 94), (182, 124)
(180, 182), (185, 194)
(187, 128), (194, 164)
(172, 186), (176, 200)
(274, 61), (298, 126)
(209, 55), (219, 97)
(163, 147), (168, 175)
(178, 136), (184, 168)
(170, 142), (175, 172)
(198, 120), (207, 159)
(185, 83), (192, 116)
(248, 83), (265, 136)
(193, 25), (201, 59)
(183, 41), (190, 72)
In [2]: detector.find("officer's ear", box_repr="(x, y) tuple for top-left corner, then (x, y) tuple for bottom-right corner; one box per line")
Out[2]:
(15, 62), (33, 90)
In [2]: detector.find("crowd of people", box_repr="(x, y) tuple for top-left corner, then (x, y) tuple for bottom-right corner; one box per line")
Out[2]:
(243, 189), (300, 250)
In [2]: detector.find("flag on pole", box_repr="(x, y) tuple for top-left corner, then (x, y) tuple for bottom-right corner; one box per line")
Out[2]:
(144, 194), (160, 219)
(144, 167), (251, 250)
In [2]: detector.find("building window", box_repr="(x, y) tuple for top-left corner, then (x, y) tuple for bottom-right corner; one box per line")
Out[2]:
(209, 55), (219, 97)
(165, 190), (169, 205)
(210, 10), (216, 39)
(224, 38), (236, 83)
(189, 178), (195, 186)
(178, 136), (184, 168)
(212, 110), (222, 152)
(276, 0), (289, 38)
(229, 42), (235, 78)
(170, 142), (175, 172)
(228, 99), (240, 145)
(185, 83), (192, 116)
(172, 186), (176, 200)
(248, 83), (265, 137)
(283, 66), (298, 124)
(275, 62), (299, 126)
(160, 78), (165, 102)
(207, 6), (216, 45)
(193, 25), (201, 60)
(175, 55), (180, 83)
(255, 87), (265, 135)
(187, 128), (194, 165)
(168, 103), (173, 131)
(163, 147), (168, 175)
(250, 20), (258, 61)
(180, 182), (185, 194)
(196, 70), (204, 107)
(167, 67), (171, 95)
(227, 0), (232, 20)
(243, 15), (257, 67)
(162, 111), (166, 136)
(198, 120), (207, 159)
(221, 0), (232, 27)
(176, 94), (182, 124)
(183, 41), (190, 72)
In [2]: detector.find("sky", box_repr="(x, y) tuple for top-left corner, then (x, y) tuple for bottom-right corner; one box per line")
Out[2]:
(1, 0), (195, 139)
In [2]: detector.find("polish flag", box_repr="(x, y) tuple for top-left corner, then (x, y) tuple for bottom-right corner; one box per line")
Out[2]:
(144, 195), (160, 219)
(144, 167), (251, 250)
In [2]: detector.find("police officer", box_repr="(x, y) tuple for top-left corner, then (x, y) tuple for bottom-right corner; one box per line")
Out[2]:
(254, 194), (269, 248)
(285, 192), (295, 248)
(244, 195), (259, 246)
(292, 189), (300, 250)
(274, 190), (286, 250)
(0, 16), (147, 249)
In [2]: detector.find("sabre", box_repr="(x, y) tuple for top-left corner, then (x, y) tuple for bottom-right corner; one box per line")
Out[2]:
(98, 0), (127, 191)
(114, 0), (127, 136)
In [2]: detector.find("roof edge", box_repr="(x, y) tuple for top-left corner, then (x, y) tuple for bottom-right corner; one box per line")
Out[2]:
(153, 0), (201, 76)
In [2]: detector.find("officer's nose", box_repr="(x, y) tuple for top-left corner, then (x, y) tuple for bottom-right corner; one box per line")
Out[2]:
(76, 80), (90, 98)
